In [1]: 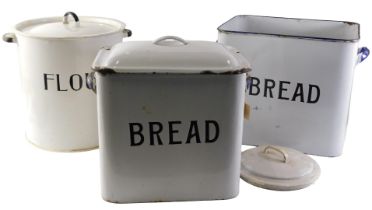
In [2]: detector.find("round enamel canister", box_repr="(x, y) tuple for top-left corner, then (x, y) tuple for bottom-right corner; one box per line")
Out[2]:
(3, 12), (131, 151)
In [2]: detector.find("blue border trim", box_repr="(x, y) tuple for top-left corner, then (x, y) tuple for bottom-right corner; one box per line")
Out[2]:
(218, 15), (360, 43)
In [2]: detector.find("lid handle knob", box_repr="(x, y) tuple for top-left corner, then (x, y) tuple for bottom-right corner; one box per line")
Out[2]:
(153, 36), (188, 46)
(63, 11), (80, 24)
(262, 145), (288, 163)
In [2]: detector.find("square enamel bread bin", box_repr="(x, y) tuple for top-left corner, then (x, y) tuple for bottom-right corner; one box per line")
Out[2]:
(218, 15), (369, 157)
(89, 36), (251, 203)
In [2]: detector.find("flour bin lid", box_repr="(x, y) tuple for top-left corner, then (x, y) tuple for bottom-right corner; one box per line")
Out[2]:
(91, 36), (251, 74)
(14, 12), (129, 39)
(241, 145), (321, 191)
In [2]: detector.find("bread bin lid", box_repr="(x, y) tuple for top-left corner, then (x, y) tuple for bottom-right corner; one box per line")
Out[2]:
(91, 36), (251, 74)
(241, 145), (321, 191)
(14, 12), (128, 39)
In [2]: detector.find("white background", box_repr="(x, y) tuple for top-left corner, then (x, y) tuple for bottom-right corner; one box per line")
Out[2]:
(0, 0), (371, 209)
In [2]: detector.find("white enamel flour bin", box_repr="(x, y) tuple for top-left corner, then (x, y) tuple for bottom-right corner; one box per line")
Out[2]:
(218, 15), (369, 156)
(3, 12), (131, 151)
(89, 36), (250, 203)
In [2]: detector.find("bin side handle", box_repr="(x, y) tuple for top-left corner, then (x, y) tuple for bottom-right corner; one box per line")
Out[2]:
(3, 33), (16, 43)
(87, 72), (96, 94)
(357, 47), (369, 64)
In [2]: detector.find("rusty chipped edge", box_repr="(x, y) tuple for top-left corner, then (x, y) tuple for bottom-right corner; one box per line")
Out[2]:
(91, 67), (252, 76)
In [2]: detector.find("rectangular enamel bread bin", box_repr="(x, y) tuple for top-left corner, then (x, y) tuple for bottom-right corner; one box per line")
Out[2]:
(218, 15), (369, 156)
(89, 36), (251, 203)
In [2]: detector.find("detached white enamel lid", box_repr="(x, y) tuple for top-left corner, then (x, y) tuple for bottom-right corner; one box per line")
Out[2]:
(14, 12), (129, 39)
(241, 145), (321, 191)
(92, 36), (251, 74)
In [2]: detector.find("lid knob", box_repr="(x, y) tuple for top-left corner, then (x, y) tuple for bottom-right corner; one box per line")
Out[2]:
(263, 145), (288, 163)
(153, 36), (188, 46)
(63, 11), (80, 24)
